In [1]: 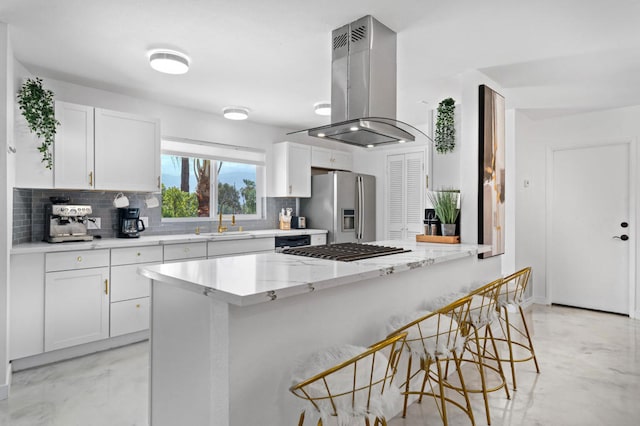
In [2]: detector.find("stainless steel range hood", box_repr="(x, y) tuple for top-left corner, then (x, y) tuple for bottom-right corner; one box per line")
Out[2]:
(291, 15), (427, 147)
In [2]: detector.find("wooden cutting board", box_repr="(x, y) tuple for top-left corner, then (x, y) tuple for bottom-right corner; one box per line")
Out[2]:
(415, 234), (460, 244)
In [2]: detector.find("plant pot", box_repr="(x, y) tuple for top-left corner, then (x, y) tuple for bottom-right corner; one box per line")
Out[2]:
(441, 223), (457, 236)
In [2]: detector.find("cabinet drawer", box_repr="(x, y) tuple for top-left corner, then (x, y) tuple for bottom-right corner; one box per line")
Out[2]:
(207, 238), (274, 257)
(310, 234), (327, 246)
(110, 297), (150, 337)
(111, 246), (163, 266)
(46, 249), (109, 272)
(163, 242), (207, 261)
(111, 262), (158, 301)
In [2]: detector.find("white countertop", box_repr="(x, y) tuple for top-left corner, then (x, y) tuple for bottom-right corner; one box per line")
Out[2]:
(10, 229), (327, 254)
(140, 240), (491, 306)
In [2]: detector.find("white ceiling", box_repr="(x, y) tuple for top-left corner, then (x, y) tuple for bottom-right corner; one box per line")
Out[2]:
(2, 0), (640, 129)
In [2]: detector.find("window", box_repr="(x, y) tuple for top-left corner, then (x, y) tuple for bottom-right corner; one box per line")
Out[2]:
(160, 139), (265, 221)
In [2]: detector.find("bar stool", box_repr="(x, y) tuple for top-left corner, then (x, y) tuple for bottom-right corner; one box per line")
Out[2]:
(289, 332), (408, 426)
(495, 267), (540, 390)
(386, 297), (475, 426)
(459, 278), (511, 425)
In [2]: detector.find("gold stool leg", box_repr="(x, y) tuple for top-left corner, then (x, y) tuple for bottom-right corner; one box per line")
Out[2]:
(487, 325), (511, 400)
(519, 305), (541, 373)
(435, 357), (449, 426)
(297, 412), (305, 426)
(471, 328), (491, 425)
(453, 351), (476, 426)
(503, 307), (518, 390)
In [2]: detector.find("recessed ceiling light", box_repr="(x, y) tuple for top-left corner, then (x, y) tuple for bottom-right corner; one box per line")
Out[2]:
(148, 49), (190, 75)
(366, 144), (374, 148)
(398, 139), (406, 144)
(350, 126), (359, 131)
(222, 106), (249, 120)
(317, 133), (326, 137)
(314, 102), (331, 116)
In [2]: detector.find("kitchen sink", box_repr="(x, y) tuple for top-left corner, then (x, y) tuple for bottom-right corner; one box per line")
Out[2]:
(205, 231), (250, 238)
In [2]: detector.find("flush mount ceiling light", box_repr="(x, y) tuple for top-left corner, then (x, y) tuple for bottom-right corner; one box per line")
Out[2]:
(313, 102), (331, 116)
(223, 106), (249, 120)
(149, 50), (190, 75)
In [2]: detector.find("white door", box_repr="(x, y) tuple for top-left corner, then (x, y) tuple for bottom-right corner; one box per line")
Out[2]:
(549, 142), (631, 314)
(386, 151), (425, 240)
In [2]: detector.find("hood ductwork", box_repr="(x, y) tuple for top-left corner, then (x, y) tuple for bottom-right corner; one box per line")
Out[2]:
(291, 15), (426, 147)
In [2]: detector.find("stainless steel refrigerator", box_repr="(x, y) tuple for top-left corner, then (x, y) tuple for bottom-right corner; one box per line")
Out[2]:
(300, 171), (376, 244)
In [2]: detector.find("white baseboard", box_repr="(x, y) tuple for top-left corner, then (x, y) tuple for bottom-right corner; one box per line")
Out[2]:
(0, 362), (9, 400)
(633, 310), (640, 320)
(11, 331), (148, 372)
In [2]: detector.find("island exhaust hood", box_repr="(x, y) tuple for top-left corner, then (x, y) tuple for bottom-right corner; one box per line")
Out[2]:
(290, 15), (427, 147)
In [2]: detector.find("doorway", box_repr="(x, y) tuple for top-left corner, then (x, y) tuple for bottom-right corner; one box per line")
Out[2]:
(547, 142), (634, 315)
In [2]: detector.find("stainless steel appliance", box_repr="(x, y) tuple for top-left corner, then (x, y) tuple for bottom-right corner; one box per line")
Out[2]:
(44, 203), (94, 243)
(299, 171), (375, 244)
(274, 234), (311, 252)
(291, 216), (306, 229)
(117, 207), (146, 238)
(282, 242), (409, 262)
(290, 15), (430, 147)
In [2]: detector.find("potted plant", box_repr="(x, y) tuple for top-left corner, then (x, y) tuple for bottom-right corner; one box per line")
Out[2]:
(434, 97), (456, 154)
(427, 189), (460, 236)
(16, 77), (60, 170)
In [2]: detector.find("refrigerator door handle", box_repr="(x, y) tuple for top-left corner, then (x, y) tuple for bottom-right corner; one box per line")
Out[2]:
(357, 176), (364, 241)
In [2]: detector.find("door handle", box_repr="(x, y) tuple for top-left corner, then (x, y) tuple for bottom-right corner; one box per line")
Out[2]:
(104, 279), (109, 295)
(613, 235), (629, 241)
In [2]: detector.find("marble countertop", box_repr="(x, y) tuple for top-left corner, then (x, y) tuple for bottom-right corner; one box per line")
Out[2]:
(10, 229), (327, 254)
(140, 240), (492, 306)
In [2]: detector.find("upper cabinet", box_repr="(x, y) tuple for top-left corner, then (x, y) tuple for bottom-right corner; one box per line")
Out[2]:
(54, 102), (94, 189)
(94, 108), (161, 192)
(311, 146), (353, 171)
(16, 101), (161, 192)
(270, 141), (311, 197)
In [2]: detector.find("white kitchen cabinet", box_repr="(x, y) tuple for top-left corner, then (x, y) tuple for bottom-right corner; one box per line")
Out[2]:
(311, 146), (353, 171)
(10, 253), (45, 360)
(207, 237), (274, 258)
(110, 298), (151, 337)
(270, 142), (311, 197)
(94, 108), (161, 192)
(110, 246), (162, 337)
(386, 151), (425, 240)
(310, 233), (327, 246)
(163, 242), (207, 262)
(44, 250), (110, 351)
(53, 101), (94, 189)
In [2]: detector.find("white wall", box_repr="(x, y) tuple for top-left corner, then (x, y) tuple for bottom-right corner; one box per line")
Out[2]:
(516, 106), (640, 317)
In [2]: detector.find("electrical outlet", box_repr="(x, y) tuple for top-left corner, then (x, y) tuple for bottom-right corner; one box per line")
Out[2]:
(140, 216), (149, 228)
(88, 217), (101, 229)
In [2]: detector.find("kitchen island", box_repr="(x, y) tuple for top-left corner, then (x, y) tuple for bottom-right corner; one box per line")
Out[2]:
(140, 240), (498, 426)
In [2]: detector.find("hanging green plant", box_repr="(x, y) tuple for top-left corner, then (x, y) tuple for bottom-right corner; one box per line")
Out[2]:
(434, 97), (456, 154)
(16, 77), (60, 169)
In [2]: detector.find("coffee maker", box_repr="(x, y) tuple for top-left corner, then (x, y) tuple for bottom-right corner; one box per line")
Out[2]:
(45, 202), (94, 243)
(117, 208), (146, 238)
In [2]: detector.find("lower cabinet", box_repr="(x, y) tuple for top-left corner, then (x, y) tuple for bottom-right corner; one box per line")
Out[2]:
(44, 263), (110, 352)
(110, 246), (163, 337)
(311, 234), (327, 246)
(110, 297), (151, 337)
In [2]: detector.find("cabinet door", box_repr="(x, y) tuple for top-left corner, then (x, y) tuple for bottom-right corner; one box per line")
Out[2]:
(110, 297), (150, 337)
(111, 262), (159, 302)
(311, 146), (333, 168)
(10, 253), (45, 360)
(54, 102), (94, 189)
(94, 108), (160, 191)
(271, 142), (310, 197)
(331, 150), (353, 171)
(310, 234), (327, 246)
(45, 267), (110, 351)
(386, 151), (424, 240)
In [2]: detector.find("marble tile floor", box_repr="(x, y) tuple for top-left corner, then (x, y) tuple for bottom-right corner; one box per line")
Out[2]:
(0, 304), (639, 425)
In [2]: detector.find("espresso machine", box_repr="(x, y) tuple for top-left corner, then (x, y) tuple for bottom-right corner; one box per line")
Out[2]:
(118, 208), (146, 238)
(44, 203), (94, 243)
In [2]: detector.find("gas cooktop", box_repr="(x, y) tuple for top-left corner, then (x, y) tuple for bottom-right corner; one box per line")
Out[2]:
(281, 242), (411, 262)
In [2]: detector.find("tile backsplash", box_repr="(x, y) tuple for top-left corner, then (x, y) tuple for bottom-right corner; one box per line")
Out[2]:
(12, 188), (297, 244)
